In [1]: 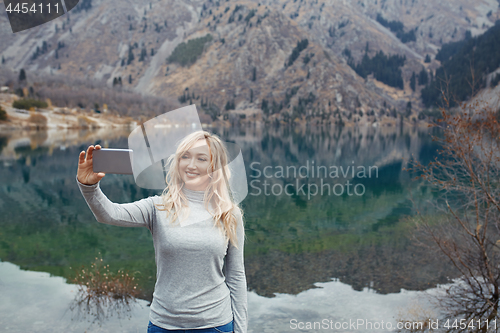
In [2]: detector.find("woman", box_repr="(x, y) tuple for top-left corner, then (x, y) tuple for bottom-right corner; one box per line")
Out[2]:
(76, 130), (247, 333)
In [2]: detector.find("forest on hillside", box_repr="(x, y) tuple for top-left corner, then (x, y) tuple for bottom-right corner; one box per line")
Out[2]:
(0, 69), (179, 118)
(421, 21), (500, 107)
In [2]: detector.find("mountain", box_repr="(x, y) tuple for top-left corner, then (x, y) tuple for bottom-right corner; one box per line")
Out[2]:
(0, 0), (498, 123)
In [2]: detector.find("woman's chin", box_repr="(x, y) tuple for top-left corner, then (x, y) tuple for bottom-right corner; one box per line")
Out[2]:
(184, 179), (208, 191)
(185, 180), (197, 187)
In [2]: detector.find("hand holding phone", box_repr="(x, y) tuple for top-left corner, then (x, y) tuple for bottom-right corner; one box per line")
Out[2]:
(77, 145), (106, 186)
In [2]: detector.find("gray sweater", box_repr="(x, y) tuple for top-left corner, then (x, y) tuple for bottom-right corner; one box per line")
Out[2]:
(77, 179), (248, 332)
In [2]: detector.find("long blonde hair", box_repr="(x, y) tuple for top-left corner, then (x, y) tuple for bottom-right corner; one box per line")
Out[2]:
(155, 130), (244, 248)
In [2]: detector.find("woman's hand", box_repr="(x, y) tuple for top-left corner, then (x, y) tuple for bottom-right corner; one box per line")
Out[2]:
(77, 145), (105, 185)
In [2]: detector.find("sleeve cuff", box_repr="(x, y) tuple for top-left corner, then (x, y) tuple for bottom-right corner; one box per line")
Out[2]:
(76, 175), (100, 192)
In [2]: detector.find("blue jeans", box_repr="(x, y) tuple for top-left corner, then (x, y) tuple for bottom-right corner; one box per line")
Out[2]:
(147, 320), (234, 333)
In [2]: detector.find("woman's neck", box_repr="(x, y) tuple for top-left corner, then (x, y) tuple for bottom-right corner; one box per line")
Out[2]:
(182, 186), (205, 203)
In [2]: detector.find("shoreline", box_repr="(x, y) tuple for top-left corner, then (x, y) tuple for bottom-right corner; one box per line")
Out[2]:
(0, 94), (138, 131)
(0, 93), (433, 131)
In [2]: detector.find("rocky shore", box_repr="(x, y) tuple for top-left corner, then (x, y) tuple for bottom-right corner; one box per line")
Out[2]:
(0, 93), (138, 131)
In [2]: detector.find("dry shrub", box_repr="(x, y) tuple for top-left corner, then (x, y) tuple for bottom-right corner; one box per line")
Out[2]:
(69, 254), (140, 323)
(0, 106), (7, 121)
(27, 112), (47, 126)
(77, 115), (96, 128)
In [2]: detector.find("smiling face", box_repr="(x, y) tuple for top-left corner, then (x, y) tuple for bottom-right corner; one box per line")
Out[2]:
(178, 139), (212, 191)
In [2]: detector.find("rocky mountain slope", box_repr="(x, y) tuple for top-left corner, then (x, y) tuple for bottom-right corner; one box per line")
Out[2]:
(0, 0), (498, 123)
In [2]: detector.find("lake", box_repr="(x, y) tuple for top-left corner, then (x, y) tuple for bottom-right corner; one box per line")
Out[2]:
(0, 123), (458, 332)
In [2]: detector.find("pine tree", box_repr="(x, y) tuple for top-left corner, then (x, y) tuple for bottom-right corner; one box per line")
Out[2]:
(127, 47), (134, 65)
(19, 69), (26, 82)
(405, 101), (412, 117)
(139, 48), (147, 61)
(2, 56), (5, 64)
(424, 54), (431, 63)
(418, 68), (428, 86)
(261, 99), (269, 115)
(129, 75), (132, 84)
(410, 72), (416, 91)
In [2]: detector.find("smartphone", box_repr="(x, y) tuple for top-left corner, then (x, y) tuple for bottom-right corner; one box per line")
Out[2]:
(93, 148), (133, 175)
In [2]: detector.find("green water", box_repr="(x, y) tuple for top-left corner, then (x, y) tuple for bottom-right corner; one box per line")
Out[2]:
(0, 124), (457, 301)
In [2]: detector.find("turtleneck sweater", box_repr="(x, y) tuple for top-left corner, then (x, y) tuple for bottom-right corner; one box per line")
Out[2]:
(76, 177), (247, 332)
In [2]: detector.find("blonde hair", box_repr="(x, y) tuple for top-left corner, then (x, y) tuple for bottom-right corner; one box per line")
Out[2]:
(155, 130), (244, 248)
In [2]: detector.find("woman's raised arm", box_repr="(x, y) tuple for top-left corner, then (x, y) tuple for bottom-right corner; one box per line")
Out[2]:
(77, 145), (157, 230)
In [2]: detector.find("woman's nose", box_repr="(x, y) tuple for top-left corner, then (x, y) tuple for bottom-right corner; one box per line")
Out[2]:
(187, 158), (196, 168)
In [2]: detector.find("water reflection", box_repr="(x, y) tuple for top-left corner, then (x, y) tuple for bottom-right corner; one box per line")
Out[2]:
(0, 261), (150, 332)
(0, 260), (448, 333)
(0, 124), (456, 305)
(247, 277), (444, 333)
(68, 290), (137, 324)
(211, 124), (456, 296)
(0, 127), (131, 160)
